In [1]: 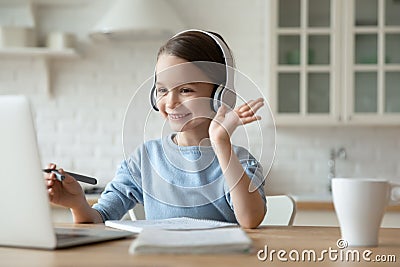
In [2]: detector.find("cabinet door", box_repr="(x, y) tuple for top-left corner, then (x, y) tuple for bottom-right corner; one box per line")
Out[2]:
(270, 0), (340, 125)
(345, 0), (400, 124)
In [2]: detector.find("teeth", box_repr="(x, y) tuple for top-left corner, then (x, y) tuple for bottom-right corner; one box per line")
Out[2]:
(169, 113), (189, 119)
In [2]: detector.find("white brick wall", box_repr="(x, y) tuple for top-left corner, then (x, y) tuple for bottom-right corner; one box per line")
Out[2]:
(267, 127), (400, 195)
(1, 0), (399, 194)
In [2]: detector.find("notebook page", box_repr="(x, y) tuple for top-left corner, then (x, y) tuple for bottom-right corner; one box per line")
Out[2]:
(105, 217), (237, 233)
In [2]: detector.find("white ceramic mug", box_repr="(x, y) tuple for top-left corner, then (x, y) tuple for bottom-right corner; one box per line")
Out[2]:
(332, 178), (400, 247)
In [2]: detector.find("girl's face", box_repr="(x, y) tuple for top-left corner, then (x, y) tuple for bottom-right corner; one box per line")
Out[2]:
(155, 54), (215, 132)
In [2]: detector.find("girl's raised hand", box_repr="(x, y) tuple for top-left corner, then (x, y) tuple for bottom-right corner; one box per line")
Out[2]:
(209, 97), (264, 145)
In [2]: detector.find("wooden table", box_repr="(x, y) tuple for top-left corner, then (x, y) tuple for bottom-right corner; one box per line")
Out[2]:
(1, 225), (399, 266)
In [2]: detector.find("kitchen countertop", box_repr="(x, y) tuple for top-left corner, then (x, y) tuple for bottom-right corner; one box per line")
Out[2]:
(291, 193), (334, 210)
(51, 194), (400, 212)
(291, 193), (400, 212)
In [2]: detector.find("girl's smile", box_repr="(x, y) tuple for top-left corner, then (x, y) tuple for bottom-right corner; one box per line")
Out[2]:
(167, 112), (191, 120)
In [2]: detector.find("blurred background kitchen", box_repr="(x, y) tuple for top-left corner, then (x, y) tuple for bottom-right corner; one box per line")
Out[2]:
(0, 0), (399, 225)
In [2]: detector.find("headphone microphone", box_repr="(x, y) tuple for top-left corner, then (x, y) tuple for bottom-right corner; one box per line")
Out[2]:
(150, 29), (236, 112)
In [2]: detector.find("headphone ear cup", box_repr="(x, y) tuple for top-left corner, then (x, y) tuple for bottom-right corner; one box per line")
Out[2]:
(150, 85), (159, 111)
(211, 84), (224, 112)
(220, 87), (236, 110)
(211, 84), (236, 112)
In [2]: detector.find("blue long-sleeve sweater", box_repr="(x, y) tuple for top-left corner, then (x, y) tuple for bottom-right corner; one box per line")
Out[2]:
(93, 133), (266, 223)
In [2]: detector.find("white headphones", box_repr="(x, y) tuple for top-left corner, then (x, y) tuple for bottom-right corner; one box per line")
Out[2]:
(150, 29), (236, 112)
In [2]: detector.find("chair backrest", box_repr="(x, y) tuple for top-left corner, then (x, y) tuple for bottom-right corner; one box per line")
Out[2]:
(260, 195), (296, 226)
(128, 195), (296, 226)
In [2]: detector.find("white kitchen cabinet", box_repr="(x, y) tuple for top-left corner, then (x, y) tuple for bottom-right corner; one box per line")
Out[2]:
(0, 47), (77, 58)
(269, 0), (400, 126)
(0, 0), (79, 94)
(344, 0), (400, 124)
(0, 47), (78, 94)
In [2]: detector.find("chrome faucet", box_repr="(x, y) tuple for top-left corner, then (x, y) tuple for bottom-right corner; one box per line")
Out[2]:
(328, 147), (347, 191)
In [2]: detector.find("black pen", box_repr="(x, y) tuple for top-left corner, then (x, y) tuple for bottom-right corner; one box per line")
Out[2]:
(43, 169), (97, 185)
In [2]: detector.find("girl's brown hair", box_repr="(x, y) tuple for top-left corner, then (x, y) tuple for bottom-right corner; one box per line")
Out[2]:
(157, 30), (232, 86)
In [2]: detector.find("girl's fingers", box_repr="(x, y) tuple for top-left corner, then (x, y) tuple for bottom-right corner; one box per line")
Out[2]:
(241, 116), (262, 125)
(247, 98), (264, 111)
(45, 172), (55, 181)
(238, 100), (255, 112)
(49, 172), (57, 181)
(46, 163), (56, 169)
(44, 163), (57, 181)
(48, 187), (55, 202)
(237, 98), (264, 113)
(47, 179), (54, 187)
(239, 101), (264, 118)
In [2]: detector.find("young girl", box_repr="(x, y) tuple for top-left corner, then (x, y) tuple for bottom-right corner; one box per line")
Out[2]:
(46, 30), (266, 228)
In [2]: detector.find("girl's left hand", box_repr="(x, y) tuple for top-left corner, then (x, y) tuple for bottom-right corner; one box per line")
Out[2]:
(209, 97), (264, 145)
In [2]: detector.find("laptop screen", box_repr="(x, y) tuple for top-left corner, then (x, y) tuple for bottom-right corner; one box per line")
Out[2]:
(0, 95), (56, 248)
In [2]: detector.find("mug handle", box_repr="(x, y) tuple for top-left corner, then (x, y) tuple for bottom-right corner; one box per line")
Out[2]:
(389, 183), (400, 205)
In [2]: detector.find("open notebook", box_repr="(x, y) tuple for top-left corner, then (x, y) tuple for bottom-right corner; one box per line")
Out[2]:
(105, 217), (237, 233)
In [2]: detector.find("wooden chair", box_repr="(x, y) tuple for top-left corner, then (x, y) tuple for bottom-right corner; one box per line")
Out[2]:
(129, 195), (296, 226)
